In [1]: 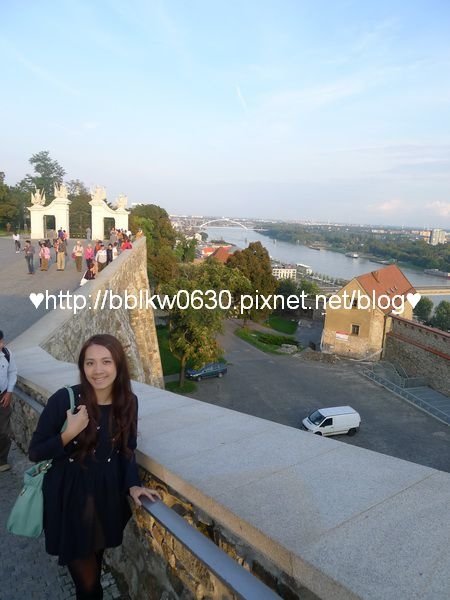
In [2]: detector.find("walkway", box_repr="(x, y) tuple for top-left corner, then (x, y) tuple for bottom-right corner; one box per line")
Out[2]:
(0, 237), (129, 599)
(0, 444), (127, 599)
(0, 237), (83, 341)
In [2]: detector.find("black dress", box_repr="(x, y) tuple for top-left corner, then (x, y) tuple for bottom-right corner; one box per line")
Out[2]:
(28, 385), (141, 565)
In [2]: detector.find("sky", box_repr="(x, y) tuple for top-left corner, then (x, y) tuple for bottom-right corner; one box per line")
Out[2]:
(1, 0), (450, 227)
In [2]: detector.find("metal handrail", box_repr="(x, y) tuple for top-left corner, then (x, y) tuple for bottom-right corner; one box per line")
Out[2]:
(141, 498), (282, 600)
(362, 370), (450, 425)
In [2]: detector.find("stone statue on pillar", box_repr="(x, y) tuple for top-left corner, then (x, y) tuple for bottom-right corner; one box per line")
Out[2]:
(116, 194), (128, 209)
(31, 188), (46, 206)
(54, 183), (68, 199)
(90, 185), (107, 204)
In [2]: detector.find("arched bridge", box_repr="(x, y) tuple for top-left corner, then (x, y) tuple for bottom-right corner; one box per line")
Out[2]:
(197, 218), (249, 230)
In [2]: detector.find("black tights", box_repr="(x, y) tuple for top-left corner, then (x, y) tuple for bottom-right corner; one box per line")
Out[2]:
(67, 550), (104, 600)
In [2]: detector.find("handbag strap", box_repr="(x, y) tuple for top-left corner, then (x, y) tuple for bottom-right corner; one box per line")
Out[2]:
(65, 385), (76, 413)
(60, 386), (76, 433)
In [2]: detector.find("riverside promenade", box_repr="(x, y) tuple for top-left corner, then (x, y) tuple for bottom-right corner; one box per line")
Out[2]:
(0, 237), (127, 600)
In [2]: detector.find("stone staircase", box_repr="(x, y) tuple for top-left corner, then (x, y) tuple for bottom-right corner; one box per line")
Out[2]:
(362, 361), (450, 425)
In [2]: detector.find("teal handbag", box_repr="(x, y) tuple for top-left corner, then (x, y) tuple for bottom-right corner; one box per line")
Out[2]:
(7, 386), (75, 538)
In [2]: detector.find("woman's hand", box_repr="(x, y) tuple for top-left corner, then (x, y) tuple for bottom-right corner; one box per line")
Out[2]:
(66, 405), (89, 437)
(129, 485), (161, 507)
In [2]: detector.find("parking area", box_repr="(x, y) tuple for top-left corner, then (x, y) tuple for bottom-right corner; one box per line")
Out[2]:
(188, 320), (450, 474)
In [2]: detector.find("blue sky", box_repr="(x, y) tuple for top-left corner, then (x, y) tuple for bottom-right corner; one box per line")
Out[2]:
(1, 0), (450, 227)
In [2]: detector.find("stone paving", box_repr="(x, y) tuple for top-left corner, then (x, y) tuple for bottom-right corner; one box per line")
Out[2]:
(0, 236), (130, 599)
(0, 236), (84, 342)
(0, 443), (129, 600)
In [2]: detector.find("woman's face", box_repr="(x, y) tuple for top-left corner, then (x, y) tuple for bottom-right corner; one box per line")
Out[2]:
(84, 344), (117, 394)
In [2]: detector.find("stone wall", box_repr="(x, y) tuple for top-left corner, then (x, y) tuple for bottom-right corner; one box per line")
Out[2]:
(108, 470), (319, 600)
(12, 381), (317, 600)
(37, 238), (163, 388)
(384, 316), (450, 395)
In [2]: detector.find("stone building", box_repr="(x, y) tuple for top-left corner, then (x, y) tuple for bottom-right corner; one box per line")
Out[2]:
(321, 264), (415, 360)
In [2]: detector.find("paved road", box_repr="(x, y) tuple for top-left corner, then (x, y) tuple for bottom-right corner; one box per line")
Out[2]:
(188, 320), (450, 473)
(0, 236), (83, 342)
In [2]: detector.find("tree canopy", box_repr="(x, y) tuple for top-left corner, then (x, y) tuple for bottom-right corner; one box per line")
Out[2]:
(413, 296), (434, 323)
(226, 241), (277, 321)
(19, 150), (66, 201)
(431, 301), (450, 332)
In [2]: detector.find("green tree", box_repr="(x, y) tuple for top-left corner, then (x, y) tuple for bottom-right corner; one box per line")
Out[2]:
(0, 173), (18, 227)
(275, 279), (298, 314)
(163, 260), (251, 384)
(19, 151), (66, 201)
(175, 234), (197, 263)
(413, 296), (434, 323)
(226, 241), (277, 321)
(130, 206), (179, 288)
(67, 180), (92, 237)
(298, 278), (321, 296)
(431, 301), (450, 332)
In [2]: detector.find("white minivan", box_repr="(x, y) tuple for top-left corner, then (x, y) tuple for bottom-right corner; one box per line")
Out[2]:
(301, 406), (360, 436)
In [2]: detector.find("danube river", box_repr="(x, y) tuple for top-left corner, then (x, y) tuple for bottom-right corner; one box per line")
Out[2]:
(206, 227), (450, 304)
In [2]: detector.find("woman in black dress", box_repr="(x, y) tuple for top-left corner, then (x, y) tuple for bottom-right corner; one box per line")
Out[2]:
(29, 334), (160, 599)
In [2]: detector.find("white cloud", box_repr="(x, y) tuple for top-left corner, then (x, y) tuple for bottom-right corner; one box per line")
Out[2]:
(368, 198), (405, 214)
(427, 201), (450, 217)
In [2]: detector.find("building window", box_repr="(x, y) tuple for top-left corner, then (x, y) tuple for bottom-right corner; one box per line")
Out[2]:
(351, 324), (360, 336)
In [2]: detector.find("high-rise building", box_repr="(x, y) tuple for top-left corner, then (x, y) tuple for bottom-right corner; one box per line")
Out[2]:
(430, 229), (446, 245)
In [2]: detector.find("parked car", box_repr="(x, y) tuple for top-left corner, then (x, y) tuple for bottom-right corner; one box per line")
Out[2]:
(301, 406), (360, 436)
(186, 362), (227, 381)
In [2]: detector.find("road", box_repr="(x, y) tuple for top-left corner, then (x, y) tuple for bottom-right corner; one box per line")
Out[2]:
(188, 319), (450, 473)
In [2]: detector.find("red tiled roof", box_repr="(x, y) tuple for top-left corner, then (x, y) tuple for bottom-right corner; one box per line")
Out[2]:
(210, 246), (233, 264)
(355, 264), (416, 313)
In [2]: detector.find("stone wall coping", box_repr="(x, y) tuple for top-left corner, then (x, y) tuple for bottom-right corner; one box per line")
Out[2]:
(12, 347), (450, 600)
(391, 314), (450, 340)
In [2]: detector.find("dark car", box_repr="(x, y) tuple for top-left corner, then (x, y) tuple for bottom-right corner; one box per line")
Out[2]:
(186, 362), (227, 381)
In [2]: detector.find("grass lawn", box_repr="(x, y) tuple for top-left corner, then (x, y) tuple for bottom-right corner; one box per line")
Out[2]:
(165, 380), (197, 394)
(156, 326), (181, 376)
(266, 315), (298, 334)
(235, 327), (300, 354)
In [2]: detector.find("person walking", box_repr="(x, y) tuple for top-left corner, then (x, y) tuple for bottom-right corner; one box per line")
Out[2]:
(28, 334), (160, 599)
(72, 240), (84, 272)
(96, 244), (107, 272)
(0, 330), (18, 472)
(84, 243), (94, 268)
(13, 232), (21, 253)
(106, 244), (113, 266)
(56, 238), (66, 271)
(24, 240), (35, 274)
(39, 242), (51, 271)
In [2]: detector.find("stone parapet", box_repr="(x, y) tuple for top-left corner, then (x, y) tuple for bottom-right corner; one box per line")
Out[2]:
(11, 238), (164, 389)
(11, 357), (450, 600)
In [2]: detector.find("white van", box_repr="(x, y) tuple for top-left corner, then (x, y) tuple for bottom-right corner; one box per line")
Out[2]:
(301, 406), (360, 436)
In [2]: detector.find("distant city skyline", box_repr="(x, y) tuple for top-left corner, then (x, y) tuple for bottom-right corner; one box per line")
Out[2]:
(1, 1), (450, 227)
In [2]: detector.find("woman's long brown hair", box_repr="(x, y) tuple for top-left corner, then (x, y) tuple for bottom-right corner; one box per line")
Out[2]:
(74, 334), (136, 462)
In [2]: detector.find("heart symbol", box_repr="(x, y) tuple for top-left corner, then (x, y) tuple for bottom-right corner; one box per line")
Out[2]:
(29, 292), (44, 309)
(407, 292), (421, 308)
